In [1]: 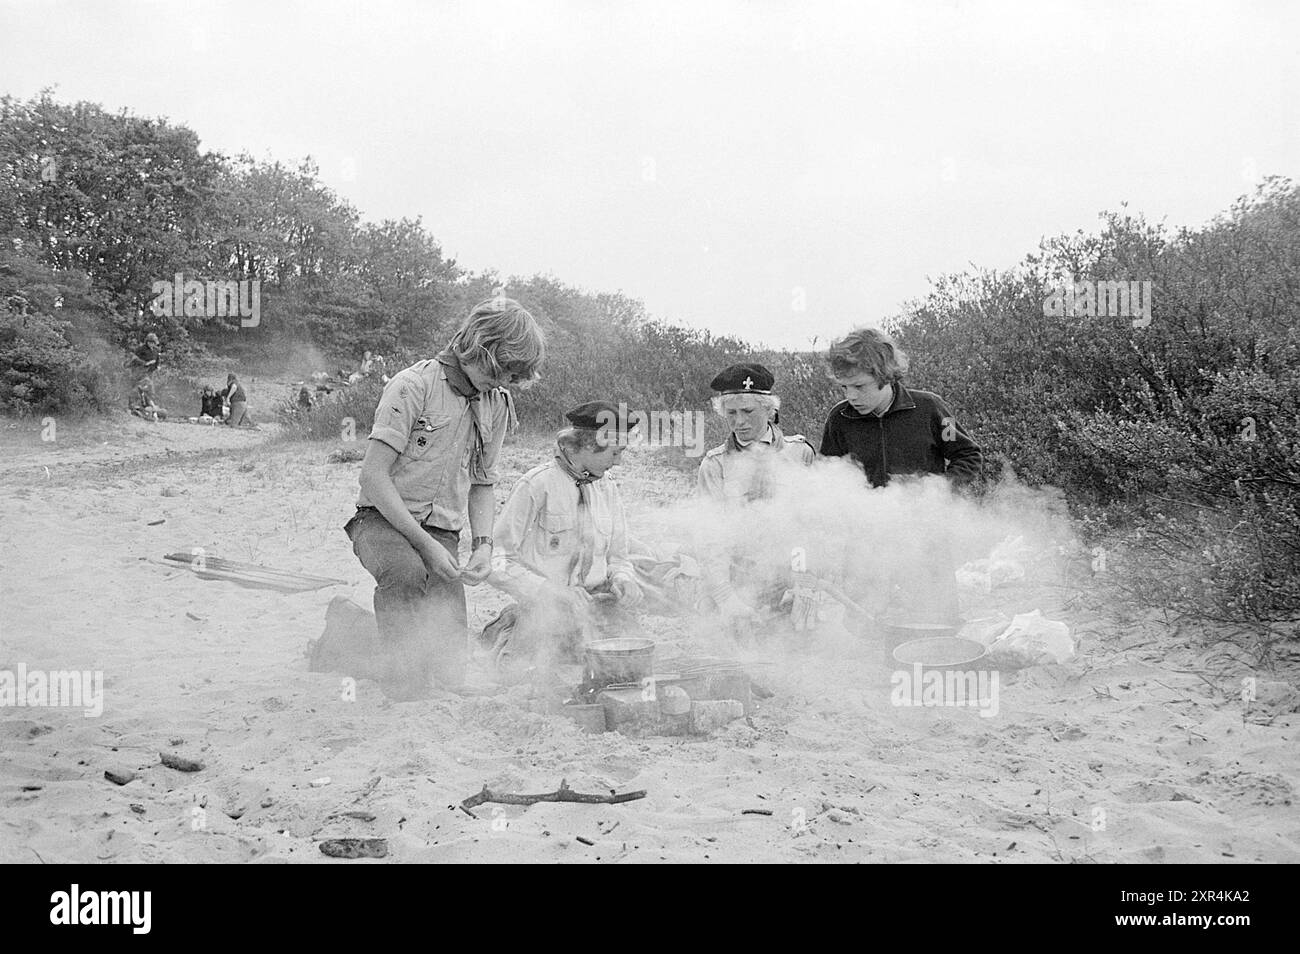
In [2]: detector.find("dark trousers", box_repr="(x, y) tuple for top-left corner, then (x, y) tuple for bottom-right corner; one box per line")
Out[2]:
(344, 508), (467, 690)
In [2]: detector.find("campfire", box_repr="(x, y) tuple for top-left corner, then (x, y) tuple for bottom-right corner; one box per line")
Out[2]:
(565, 638), (754, 736)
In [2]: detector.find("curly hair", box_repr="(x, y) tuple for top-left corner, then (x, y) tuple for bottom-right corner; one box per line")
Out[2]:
(826, 327), (909, 384)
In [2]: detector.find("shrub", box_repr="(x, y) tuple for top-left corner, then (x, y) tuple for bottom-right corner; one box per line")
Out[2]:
(0, 246), (116, 414)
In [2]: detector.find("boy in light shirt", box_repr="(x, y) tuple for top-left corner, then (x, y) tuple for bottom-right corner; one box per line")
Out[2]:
(482, 401), (644, 668)
(346, 296), (545, 698)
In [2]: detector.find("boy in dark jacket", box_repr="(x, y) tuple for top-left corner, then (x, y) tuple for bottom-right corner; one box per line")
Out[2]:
(820, 327), (980, 487)
(819, 327), (981, 625)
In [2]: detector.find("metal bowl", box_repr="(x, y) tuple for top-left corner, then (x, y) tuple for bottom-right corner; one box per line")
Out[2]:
(891, 636), (987, 670)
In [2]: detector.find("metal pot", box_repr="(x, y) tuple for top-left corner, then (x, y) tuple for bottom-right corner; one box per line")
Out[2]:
(583, 637), (655, 689)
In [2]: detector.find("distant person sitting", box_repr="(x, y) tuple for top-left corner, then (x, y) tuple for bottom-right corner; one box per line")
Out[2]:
(297, 385), (314, 410)
(131, 377), (167, 421)
(199, 386), (224, 420)
(220, 373), (252, 426)
(359, 350), (374, 375)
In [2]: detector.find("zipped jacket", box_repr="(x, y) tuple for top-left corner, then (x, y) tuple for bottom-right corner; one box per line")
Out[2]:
(819, 384), (981, 487)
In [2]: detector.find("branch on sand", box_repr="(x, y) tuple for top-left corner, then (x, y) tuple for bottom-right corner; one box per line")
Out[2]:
(460, 779), (646, 816)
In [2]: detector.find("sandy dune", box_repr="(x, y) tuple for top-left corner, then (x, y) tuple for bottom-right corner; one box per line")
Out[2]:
(1, 415), (1296, 863)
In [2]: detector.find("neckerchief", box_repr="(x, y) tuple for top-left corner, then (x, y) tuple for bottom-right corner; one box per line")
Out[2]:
(555, 447), (598, 586)
(437, 348), (489, 463)
(436, 348), (479, 399)
(435, 350), (519, 464)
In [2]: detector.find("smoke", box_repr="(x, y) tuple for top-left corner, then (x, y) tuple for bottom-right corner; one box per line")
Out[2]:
(630, 449), (1078, 654)
(482, 432), (1082, 714)
(275, 340), (336, 379)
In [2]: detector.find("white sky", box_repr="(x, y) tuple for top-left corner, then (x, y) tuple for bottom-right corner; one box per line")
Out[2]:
(2, 0), (1297, 349)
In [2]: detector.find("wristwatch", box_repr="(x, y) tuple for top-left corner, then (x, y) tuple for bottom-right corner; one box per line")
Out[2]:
(472, 536), (493, 550)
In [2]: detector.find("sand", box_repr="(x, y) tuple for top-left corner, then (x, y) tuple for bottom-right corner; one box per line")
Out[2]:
(1, 413), (1297, 864)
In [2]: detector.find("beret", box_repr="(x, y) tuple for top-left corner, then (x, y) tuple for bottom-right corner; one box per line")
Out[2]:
(565, 400), (639, 432)
(709, 362), (774, 394)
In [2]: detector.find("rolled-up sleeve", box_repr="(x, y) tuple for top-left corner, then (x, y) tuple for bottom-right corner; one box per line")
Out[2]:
(369, 371), (423, 453)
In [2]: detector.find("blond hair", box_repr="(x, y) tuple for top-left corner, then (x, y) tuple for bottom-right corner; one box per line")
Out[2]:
(710, 392), (781, 418)
(449, 296), (545, 381)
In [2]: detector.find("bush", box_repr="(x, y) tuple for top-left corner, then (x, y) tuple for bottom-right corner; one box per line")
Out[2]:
(0, 246), (117, 414)
(887, 178), (1300, 637)
(274, 375), (385, 442)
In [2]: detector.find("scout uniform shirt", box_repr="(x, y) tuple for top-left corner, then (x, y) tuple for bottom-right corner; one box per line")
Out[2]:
(696, 423), (816, 504)
(489, 456), (636, 601)
(695, 423), (815, 606)
(357, 353), (513, 532)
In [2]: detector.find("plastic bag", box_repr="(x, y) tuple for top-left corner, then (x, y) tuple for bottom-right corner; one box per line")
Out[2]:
(957, 615), (1012, 647)
(985, 609), (1075, 668)
(956, 535), (1030, 592)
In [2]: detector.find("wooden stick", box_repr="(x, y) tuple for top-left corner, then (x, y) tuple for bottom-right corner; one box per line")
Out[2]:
(460, 778), (647, 812)
(164, 552), (346, 584)
(161, 553), (346, 589)
(814, 578), (872, 619)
